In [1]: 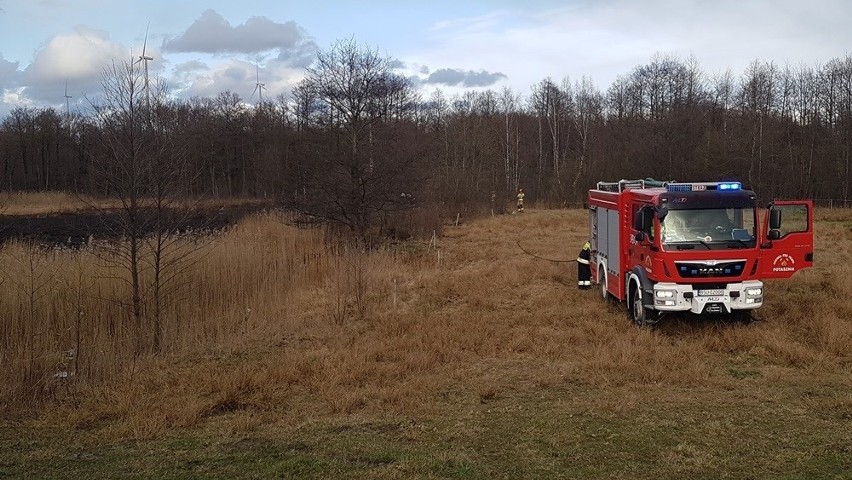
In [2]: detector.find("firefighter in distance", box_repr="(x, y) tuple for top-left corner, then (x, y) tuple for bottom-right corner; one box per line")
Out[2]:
(577, 241), (591, 289)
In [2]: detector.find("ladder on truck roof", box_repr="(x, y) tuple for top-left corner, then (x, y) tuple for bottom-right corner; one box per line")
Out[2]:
(595, 178), (670, 192)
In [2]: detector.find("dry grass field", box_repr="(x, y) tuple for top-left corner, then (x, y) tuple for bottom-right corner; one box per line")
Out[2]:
(1, 206), (851, 478)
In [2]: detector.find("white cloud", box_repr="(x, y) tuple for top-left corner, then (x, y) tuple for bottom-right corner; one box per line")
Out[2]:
(5, 0), (851, 116)
(1, 9), (316, 114)
(176, 58), (305, 102)
(21, 25), (129, 103)
(2, 87), (33, 109)
(174, 60), (208, 75)
(29, 26), (128, 81)
(422, 68), (507, 87)
(0, 54), (18, 89)
(411, 5), (655, 93)
(409, 0), (852, 94)
(163, 9), (316, 61)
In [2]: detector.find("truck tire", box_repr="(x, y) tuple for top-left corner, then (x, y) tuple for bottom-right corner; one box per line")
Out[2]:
(599, 266), (610, 302)
(629, 283), (650, 327)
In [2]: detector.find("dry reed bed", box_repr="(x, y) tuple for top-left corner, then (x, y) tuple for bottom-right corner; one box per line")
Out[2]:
(0, 212), (329, 406)
(3, 208), (851, 439)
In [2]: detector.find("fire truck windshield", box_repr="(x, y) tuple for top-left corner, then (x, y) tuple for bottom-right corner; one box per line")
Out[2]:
(660, 207), (756, 248)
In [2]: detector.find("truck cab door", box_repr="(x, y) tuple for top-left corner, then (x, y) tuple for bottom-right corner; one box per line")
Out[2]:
(630, 204), (656, 275)
(759, 200), (814, 278)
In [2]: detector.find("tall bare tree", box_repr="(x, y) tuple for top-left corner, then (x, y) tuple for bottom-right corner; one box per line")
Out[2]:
(288, 38), (418, 239)
(90, 59), (155, 347)
(90, 58), (204, 353)
(571, 76), (602, 196)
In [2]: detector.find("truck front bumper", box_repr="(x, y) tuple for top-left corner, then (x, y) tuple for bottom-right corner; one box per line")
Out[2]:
(650, 281), (764, 315)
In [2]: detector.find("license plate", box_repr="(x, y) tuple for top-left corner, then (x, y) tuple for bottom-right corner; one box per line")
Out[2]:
(698, 289), (724, 296)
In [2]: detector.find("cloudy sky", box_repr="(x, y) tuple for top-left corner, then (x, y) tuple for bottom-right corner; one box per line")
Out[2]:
(1, 0), (850, 116)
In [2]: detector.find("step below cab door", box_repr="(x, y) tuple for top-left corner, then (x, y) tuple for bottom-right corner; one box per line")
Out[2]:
(759, 200), (814, 278)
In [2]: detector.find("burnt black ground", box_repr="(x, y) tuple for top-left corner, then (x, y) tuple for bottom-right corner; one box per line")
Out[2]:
(0, 203), (273, 247)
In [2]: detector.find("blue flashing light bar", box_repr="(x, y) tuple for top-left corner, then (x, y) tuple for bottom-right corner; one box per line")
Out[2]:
(666, 182), (742, 192)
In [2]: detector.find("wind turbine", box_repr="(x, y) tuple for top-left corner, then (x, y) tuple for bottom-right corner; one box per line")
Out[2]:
(137, 22), (153, 114)
(63, 80), (73, 135)
(250, 65), (265, 105)
(63, 80), (72, 119)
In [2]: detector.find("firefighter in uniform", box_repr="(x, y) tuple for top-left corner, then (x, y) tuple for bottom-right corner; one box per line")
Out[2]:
(516, 188), (525, 213)
(577, 241), (591, 289)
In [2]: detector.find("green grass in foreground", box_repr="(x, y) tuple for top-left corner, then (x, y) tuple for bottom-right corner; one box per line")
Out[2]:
(3, 379), (851, 479)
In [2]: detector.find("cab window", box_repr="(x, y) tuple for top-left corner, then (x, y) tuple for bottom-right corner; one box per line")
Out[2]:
(771, 204), (808, 238)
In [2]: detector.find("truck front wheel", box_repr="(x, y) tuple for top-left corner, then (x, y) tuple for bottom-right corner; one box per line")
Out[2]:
(630, 284), (651, 327)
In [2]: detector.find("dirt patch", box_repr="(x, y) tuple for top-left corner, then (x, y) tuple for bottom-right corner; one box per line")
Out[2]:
(0, 202), (273, 247)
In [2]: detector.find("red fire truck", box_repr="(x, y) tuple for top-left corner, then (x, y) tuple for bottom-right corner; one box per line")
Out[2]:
(588, 179), (814, 325)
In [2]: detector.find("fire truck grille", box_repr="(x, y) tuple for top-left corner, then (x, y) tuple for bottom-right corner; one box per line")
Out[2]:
(675, 261), (746, 278)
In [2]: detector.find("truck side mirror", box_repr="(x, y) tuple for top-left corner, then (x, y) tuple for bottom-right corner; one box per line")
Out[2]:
(768, 229), (781, 240)
(769, 209), (781, 230)
(656, 206), (668, 220)
(633, 212), (644, 231)
(634, 231), (646, 242)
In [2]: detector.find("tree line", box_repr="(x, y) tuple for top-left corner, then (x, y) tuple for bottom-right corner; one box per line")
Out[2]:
(2, 41), (852, 228)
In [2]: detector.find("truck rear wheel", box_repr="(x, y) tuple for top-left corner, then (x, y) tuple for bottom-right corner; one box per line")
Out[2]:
(600, 266), (609, 301)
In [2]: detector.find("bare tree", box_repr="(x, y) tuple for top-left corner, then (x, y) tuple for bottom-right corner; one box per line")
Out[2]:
(288, 38), (418, 240)
(571, 77), (602, 195)
(738, 60), (778, 193)
(90, 58), (206, 353)
(499, 87), (522, 196)
(530, 78), (568, 195)
(89, 59), (155, 348)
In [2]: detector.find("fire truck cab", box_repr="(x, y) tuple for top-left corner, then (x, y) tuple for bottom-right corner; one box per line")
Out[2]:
(589, 179), (814, 326)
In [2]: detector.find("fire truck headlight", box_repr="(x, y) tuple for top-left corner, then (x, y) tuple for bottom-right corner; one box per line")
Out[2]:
(655, 290), (675, 298)
(746, 288), (762, 296)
